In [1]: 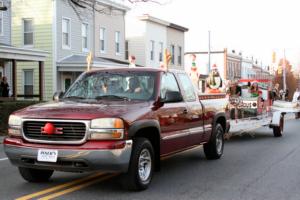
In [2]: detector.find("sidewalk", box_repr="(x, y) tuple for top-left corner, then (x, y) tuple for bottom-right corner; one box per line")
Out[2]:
(0, 136), (5, 144)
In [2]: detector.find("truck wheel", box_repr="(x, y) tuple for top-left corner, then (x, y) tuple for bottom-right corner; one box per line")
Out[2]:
(204, 123), (224, 160)
(122, 138), (154, 191)
(18, 167), (53, 182)
(273, 115), (284, 137)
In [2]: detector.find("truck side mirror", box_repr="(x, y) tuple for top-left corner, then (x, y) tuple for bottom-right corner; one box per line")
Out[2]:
(161, 91), (183, 103)
(53, 91), (64, 101)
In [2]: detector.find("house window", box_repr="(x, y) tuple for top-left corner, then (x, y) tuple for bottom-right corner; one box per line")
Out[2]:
(0, 1), (3, 35)
(82, 23), (88, 51)
(100, 27), (105, 53)
(150, 40), (155, 61)
(115, 31), (120, 54)
(24, 70), (33, 99)
(159, 42), (163, 62)
(178, 46), (182, 65)
(125, 40), (129, 60)
(171, 45), (175, 64)
(62, 18), (70, 48)
(23, 19), (33, 46)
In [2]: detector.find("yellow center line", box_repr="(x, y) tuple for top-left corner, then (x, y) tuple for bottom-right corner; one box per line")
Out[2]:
(15, 172), (106, 200)
(37, 174), (118, 200)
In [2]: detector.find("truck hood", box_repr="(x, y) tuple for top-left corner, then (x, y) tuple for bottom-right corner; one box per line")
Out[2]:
(14, 100), (153, 121)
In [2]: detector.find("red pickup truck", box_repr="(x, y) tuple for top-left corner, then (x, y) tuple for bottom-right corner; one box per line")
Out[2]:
(4, 68), (229, 190)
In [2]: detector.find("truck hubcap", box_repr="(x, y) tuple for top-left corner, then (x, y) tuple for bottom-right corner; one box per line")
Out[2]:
(138, 148), (152, 182)
(216, 129), (223, 154)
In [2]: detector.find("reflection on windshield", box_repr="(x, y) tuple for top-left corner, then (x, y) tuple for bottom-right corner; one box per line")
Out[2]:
(64, 72), (156, 101)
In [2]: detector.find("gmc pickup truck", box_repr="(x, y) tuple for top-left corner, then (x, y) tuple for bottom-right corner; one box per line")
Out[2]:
(4, 68), (229, 190)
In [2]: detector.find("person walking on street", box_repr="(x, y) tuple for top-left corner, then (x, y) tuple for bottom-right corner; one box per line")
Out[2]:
(272, 83), (280, 100)
(0, 76), (9, 97)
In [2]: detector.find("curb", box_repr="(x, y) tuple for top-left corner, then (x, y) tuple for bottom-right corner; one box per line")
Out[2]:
(0, 136), (5, 144)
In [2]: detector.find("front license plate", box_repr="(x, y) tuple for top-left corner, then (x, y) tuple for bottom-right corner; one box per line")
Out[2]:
(37, 149), (58, 163)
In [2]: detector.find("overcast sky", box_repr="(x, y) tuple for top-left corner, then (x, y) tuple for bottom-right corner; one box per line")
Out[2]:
(127, 0), (300, 69)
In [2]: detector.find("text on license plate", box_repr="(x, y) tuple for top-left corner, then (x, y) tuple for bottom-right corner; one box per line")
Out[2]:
(37, 149), (58, 163)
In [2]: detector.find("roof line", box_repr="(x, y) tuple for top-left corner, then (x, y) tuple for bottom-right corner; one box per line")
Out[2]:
(139, 14), (188, 31)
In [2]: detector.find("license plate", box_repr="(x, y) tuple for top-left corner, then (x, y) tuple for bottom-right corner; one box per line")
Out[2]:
(37, 149), (58, 163)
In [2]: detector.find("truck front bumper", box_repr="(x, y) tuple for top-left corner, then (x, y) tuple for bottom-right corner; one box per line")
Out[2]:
(4, 138), (132, 173)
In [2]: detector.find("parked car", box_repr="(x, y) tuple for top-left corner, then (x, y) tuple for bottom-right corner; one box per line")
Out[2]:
(4, 67), (229, 190)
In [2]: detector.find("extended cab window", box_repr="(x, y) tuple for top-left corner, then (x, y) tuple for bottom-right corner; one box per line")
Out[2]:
(64, 71), (156, 101)
(178, 73), (197, 102)
(160, 73), (180, 99)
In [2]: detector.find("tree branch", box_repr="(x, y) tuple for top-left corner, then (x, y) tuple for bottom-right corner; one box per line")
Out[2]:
(70, 0), (86, 8)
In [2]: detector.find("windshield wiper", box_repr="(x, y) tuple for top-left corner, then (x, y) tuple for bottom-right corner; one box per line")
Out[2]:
(64, 96), (85, 99)
(95, 95), (129, 101)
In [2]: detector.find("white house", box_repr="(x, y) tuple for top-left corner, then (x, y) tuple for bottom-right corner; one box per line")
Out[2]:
(126, 14), (188, 69)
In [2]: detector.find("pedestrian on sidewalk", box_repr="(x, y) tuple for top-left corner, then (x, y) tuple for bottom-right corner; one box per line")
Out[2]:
(0, 76), (9, 97)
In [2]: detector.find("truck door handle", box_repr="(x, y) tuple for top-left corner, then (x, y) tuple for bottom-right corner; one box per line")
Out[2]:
(183, 109), (188, 114)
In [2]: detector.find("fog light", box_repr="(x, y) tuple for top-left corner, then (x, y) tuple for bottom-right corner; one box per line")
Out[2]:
(8, 128), (22, 137)
(89, 129), (124, 140)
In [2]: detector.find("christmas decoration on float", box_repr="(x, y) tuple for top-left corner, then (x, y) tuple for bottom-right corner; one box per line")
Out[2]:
(206, 63), (222, 93)
(161, 49), (171, 71)
(128, 55), (136, 68)
(189, 54), (199, 87)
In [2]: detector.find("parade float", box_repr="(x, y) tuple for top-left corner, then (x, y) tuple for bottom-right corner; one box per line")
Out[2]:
(227, 78), (300, 137)
(185, 54), (300, 138)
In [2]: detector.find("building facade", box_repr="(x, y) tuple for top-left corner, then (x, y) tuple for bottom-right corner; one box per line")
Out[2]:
(11, 0), (129, 100)
(126, 14), (188, 69)
(241, 57), (254, 79)
(225, 50), (242, 80)
(0, 0), (12, 86)
(0, 0), (10, 45)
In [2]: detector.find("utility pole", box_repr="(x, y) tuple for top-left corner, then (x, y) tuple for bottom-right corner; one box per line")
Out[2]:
(283, 49), (287, 93)
(92, 0), (96, 56)
(208, 30), (211, 73)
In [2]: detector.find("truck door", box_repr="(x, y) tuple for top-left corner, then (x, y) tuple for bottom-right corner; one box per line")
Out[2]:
(157, 72), (191, 155)
(177, 73), (205, 145)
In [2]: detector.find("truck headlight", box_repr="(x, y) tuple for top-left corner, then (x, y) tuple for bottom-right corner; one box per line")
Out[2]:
(89, 118), (124, 140)
(8, 115), (22, 127)
(8, 115), (22, 137)
(91, 118), (124, 129)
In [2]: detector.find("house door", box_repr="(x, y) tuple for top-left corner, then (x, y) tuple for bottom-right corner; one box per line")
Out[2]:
(0, 67), (3, 78)
(61, 74), (73, 92)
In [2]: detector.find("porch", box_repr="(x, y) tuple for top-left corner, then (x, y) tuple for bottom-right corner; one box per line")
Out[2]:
(0, 44), (48, 101)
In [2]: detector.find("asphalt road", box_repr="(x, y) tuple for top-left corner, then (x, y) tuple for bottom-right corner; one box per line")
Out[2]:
(1, 118), (300, 200)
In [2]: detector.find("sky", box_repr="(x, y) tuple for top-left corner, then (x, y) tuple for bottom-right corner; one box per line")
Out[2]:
(126, 0), (300, 70)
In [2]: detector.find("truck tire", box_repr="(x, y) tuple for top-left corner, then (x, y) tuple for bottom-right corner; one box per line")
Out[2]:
(273, 115), (284, 137)
(204, 123), (224, 160)
(18, 167), (53, 182)
(122, 137), (154, 191)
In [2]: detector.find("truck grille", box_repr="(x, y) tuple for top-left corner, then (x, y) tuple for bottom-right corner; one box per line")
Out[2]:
(23, 121), (86, 142)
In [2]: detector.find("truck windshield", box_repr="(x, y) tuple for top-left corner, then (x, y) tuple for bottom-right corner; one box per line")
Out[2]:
(64, 71), (156, 101)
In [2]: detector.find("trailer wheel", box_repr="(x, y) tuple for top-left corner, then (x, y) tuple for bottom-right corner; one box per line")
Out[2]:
(273, 115), (284, 137)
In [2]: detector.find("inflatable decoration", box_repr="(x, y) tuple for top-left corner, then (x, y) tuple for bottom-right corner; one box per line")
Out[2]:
(206, 64), (222, 93)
